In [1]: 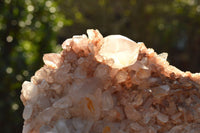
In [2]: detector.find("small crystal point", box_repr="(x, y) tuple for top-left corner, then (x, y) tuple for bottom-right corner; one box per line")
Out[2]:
(23, 104), (33, 120)
(43, 53), (63, 69)
(21, 81), (38, 100)
(158, 52), (168, 60)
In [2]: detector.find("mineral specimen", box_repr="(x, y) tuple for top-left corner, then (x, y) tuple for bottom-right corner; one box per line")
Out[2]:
(21, 29), (200, 133)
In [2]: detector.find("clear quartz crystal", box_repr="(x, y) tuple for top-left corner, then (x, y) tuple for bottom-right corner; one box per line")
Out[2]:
(54, 64), (71, 83)
(136, 68), (151, 79)
(53, 96), (72, 109)
(157, 112), (169, 123)
(94, 64), (109, 79)
(129, 122), (144, 131)
(50, 83), (63, 94)
(43, 53), (63, 69)
(102, 91), (114, 111)
(99, 35), (140, 69)
(116, 71), (128, 83)
(72, 117), (94, 133)
(21, 81), (38, 100)
(38, 79), (49, 90)
(151, 85), (170, 98)
(40, 107), (57, 123)
(158, 52), (168, 60)
(36, 94), (51, 109)
(55, 119), (70, 133)
(40, 125), (52, 133)
(124, 105), (141, 121)
(23, 104), (33, 120)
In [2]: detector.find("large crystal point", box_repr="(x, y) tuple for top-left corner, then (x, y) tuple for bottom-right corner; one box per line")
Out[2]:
(99, 35), (140, 69)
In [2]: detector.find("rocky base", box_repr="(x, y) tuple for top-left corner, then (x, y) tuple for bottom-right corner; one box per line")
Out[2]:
(21, 29), (200, 133)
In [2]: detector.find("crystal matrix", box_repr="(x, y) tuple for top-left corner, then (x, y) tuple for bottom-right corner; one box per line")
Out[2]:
(21, 29), (200, 133)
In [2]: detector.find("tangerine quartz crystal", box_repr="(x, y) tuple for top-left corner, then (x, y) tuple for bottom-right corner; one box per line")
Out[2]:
(21, 29), (200, 133)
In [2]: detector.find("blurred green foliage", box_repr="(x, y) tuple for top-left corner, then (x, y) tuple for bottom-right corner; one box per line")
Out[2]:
(0, 0), (200, 132)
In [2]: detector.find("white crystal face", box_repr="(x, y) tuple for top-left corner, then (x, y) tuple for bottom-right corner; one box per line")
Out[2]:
(21, 81), (38, 100)
(99, 35), (140, 69)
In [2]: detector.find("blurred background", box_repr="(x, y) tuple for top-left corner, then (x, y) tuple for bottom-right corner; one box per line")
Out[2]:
(0, 0), (200, 132)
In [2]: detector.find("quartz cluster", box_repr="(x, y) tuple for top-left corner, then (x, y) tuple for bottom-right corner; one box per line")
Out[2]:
(21, 29), (200, 133)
